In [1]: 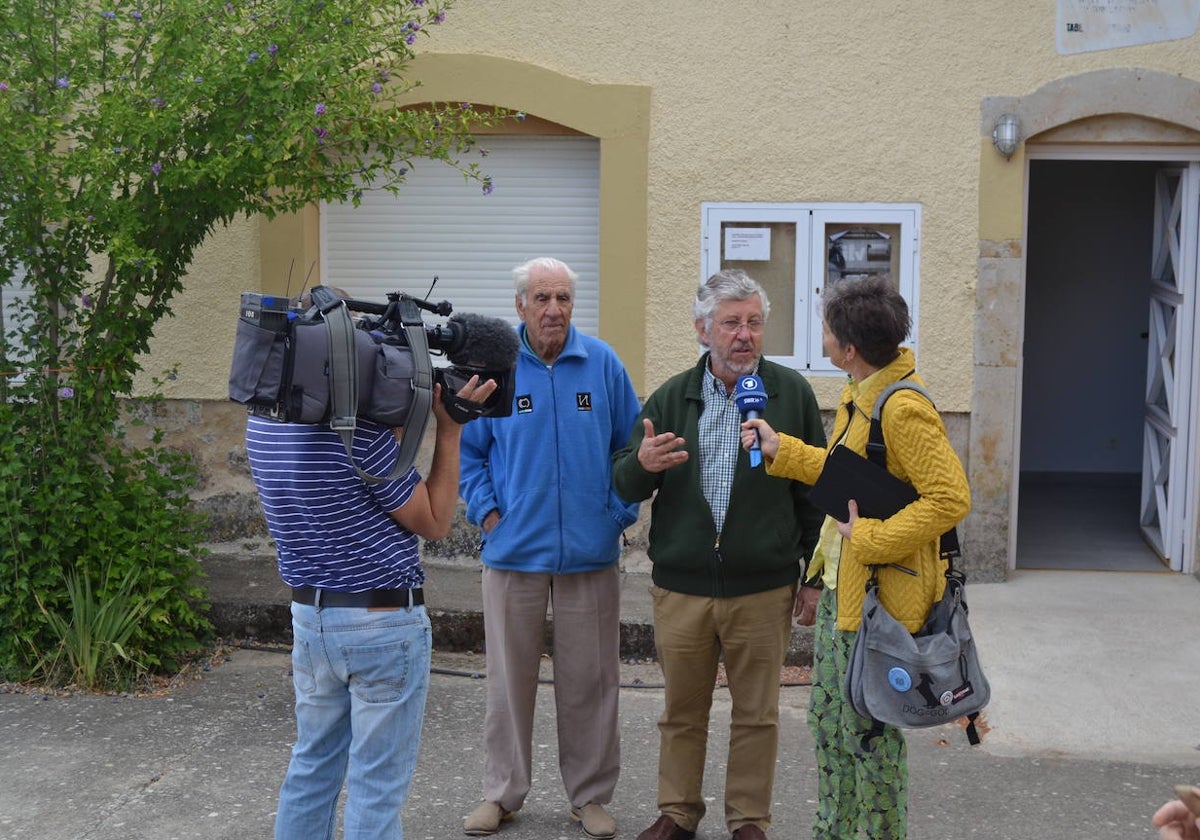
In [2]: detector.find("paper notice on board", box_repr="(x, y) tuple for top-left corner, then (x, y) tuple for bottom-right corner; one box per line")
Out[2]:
(725, 228), (771, 261)
(1057, 0), (1200, 54)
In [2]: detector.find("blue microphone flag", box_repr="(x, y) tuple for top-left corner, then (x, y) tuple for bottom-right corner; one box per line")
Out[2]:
(733, 375), (767, 468)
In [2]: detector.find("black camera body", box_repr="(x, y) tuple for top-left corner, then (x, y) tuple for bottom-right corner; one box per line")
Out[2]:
(341, 289), (517, 422)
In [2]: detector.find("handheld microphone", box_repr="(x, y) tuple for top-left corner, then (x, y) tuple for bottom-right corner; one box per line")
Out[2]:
(733, 374), (767, 468)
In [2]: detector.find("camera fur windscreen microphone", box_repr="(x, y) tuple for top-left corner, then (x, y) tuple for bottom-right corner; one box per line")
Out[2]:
(445, 312), (520, 370)
(733, 374), (767, 468)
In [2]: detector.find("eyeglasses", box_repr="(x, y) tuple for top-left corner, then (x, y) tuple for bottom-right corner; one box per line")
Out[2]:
(716, 318), (765, 335)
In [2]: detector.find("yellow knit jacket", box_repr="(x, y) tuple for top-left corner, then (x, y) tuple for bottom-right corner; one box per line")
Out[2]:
(766, 349), (971, 632)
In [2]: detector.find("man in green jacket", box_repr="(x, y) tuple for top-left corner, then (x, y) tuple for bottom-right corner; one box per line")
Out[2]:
(612, 269), (826, 840)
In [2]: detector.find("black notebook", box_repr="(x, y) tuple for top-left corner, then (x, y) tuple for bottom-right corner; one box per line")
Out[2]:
(808, 445), (918, 523)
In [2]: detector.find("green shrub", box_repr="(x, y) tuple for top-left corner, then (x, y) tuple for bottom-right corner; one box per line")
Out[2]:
(0, 369), (212, 683)
(34, 564), (156, 692)
(0, 0), (492, 687)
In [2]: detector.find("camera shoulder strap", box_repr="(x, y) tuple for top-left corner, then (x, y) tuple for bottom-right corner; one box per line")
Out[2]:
(324, 296), (432, 485)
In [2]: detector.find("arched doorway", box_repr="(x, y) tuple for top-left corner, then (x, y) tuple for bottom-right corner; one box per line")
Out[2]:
(974, 69), (1200, 577)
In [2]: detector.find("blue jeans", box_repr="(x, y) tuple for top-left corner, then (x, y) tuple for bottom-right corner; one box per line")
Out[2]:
(275, 602), (432, 840)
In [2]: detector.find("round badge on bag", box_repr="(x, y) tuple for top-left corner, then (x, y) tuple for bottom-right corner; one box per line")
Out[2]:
(887, 667), (912, 692)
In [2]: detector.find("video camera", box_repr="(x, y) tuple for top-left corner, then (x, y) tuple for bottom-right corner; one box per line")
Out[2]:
(229, 284), (518, 482)
(336, 287), (519, 422)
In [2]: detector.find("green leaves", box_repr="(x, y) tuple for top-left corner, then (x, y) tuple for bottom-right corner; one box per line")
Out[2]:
(1, 0), (499, 687)
(34, 564), (155, 691)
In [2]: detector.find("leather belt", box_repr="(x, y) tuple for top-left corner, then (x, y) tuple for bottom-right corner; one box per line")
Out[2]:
(291, 587), (424, 608)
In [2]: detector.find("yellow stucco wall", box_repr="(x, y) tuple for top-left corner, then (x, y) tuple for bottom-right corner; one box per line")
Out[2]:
(144, 0), (1200, 411)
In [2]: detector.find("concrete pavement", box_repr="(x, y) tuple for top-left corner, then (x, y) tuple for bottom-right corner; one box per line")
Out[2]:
(1, 566), (1198, 839)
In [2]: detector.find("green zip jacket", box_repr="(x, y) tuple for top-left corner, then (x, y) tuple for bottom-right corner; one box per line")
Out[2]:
(612, 355), (827, 597)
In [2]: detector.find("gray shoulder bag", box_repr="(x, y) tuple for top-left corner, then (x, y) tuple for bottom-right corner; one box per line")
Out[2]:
(843, 381), (990, 745)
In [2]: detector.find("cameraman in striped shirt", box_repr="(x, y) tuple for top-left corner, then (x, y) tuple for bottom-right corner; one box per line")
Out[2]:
(247, 373), (495, 840)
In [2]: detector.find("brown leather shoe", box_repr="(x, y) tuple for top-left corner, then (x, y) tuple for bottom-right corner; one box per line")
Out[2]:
(730, 825), (767, 840)
(635, 814), (695, 840)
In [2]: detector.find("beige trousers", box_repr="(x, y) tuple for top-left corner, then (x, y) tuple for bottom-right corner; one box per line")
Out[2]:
(650, 583), (794, 833)
(480, 565), (621, 812)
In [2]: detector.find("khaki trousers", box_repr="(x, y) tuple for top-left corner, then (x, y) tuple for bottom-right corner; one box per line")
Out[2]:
(480, 565), (621, 812)
(651, 583), (794, 834)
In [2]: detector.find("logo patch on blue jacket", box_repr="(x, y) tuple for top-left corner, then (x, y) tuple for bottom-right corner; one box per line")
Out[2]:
(576, 392), (592, 411)
(516, 395), (533, 414)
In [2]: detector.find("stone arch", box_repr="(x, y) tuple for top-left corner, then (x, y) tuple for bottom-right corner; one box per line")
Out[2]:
(984, 68), (1200, 143)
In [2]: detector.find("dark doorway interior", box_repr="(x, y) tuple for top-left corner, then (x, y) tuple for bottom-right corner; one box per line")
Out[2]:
(1018, 159), (1167, 571)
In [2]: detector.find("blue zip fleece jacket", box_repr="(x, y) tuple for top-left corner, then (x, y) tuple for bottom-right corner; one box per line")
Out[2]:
(459, 324), (641, 574)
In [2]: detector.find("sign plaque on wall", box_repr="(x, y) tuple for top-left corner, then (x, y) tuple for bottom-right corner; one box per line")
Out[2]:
(1057, 0), (1200, 54)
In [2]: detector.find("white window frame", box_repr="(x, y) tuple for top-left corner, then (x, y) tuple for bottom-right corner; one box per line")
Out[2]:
(701, 202), (921, 374)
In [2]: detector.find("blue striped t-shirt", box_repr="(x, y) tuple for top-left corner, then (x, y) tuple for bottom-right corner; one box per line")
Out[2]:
(245, 415), (423, 591)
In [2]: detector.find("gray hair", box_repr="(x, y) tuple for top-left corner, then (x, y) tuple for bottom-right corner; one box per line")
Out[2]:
(512, 257), (578, 301)
(693, 268), (771, 328)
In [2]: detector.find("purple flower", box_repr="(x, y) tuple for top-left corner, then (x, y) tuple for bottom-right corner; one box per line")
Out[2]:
(407, 21), (420, 30)
(150, 97), (165, 108)
(56, 77), (70, 88)
(267, 43), (279, 55)
(81, 295), (92, 309)
(132, 11), (142, 20)
(480, 148), (490, 157)
(433, 10), (445, 23)
(481, 180), (494, 196)
(100, 10), (116, 19)
(405, 32), (416, 44)
(413, 0), (425, 5)
(314, 102), (326, 116)
(0, 83), (7, 92)
(245, 134), (255, 142)
(314, 126), (329, 142)
(58, 387), (74, 399)
(371, 82), (382, 94)
(515, 111), (526, 121)
(150, 161), (163, 177)
(248, 52), (259, 63)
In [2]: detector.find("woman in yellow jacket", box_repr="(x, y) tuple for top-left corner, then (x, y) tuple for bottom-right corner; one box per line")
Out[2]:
(741, 275), (970, 840)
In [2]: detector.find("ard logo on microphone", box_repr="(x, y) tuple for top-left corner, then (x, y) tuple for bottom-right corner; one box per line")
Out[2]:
(736, 376), (766, 411)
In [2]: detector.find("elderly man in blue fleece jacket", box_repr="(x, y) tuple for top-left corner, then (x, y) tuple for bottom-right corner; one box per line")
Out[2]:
(458, 257), (641, 840)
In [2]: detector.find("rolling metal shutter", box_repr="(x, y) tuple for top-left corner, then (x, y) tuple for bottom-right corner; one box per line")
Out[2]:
(321, 135), (600, 334)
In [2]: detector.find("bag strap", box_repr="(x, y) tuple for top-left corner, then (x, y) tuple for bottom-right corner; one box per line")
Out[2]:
(867, 376), (962, 570)
(313, 288), (432, 486)
(862, 382), (982, 748)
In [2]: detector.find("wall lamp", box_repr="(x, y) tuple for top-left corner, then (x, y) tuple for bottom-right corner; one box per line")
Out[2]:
(992, 113), (1022, 159)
